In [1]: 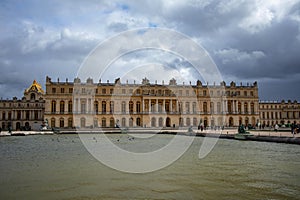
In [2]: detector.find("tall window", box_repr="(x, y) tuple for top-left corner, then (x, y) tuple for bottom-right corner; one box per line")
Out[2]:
(186, 102), (190, 113)
(158, 101), (163, 113)
(34, 111), (38, 120)
(129, 118), (133, 127)
(51, 100), (56, 113)
(60, 101), (65, 114)
(68, 101), (72, 113)
(136, 117), (141, 127)
(210, 102), (214, 114)
(251, 103), (255, 114)
(30, 93), (36, 100)
(102, 118), (106, 127)
(244, 103), (248, 113)
(102, 101), (106, 114)
(110, 117), (115, 127)
(68, 118), (73, 127)
(17, 111), (21, 120)
(203, 102), (207, 113)
(94, 101), (98, 114)
(186, 118), (191, 126)
(136, 101), (141, 113)
(129, 101), (134, 114)
(151, 101), (155, 112)
(238, 102), (241, 113)
(110, 101), (114, 113)
(192, 102), (196, 114)
(60, 118), (64, 128)
(217, 102), (221, 113)
(2, 112), (5, 120)
(121, 118), (126, 127)
(8, 112), (11, 120)
(159, 117), (163, 127)
(81, 102), (86, 114)
(179, 102), (182, 113)
(121, 101), (126, 113)
(26, 111), (30, 120)
(165, 101), (170, 113)
(81, 117), (86, 128)
(51, 118), (55, 127)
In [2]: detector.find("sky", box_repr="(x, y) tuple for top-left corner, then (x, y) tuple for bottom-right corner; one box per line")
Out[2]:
(0, 0), (300, 101)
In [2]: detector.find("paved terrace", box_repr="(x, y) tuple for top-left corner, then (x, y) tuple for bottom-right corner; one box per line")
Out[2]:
(0, 128), (299, 138)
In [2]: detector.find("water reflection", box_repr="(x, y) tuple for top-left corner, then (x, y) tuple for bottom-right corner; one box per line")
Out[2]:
(0, 134), (299, 199)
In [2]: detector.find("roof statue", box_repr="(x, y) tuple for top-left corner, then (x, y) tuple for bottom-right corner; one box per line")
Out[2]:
(24, 80), (45, 95)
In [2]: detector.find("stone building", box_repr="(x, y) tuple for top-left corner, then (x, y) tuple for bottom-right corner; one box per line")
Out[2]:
(0, 80), (45, 131)
(44, 76), (259, 129)
(259, 100), (300, 127)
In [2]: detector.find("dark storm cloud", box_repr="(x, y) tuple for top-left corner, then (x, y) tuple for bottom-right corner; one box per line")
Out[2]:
(0, 0), (299, 101)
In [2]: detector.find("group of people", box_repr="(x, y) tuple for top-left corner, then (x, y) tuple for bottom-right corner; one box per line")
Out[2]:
(291, 123), (300, 134)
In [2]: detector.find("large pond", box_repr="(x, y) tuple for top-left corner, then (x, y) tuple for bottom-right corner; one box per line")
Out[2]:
(0, 134), (299, 200)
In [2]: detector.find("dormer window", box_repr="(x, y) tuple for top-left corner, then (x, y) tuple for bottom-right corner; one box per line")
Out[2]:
(30, 93), (36, 100)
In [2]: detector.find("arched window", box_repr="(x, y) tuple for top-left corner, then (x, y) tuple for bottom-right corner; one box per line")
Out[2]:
(238, 102), (242, 113)
(165, 101), (170, 113)
(68, 101), (73, 113)
(102, 101), (106, 114)
(30, 93), (36, 100)
(185, 102), (190, 113)
(136, 117), (141, 127)
(17, 111), (21, 120)
(102, 118), (106, 127)
(80, 117), (86, 128)
(94, 101), (98, 114)
(110, 101), (114, 113)
(193, 117), (197, 126)
(192, 102), (197, 114)
(159, 117), (163, 127)
(60, 118), (64, 128)
(228, 101), (232, 113)
(121, 101), (126, 113)
(60, 101), (65, 114)
(186, 118), (191, 126)
(110, 117), (115, 128)
(245, 117), (249, 126)
(51, 100), (56, 113)
(151, 117), (156, 127)
(51, 118), (55, 127)
(210, 102), (214, 113)
(81, 101), (86, 114)
(136, 101), (141, 113)
(121, 118), (126, 127)
(94, 118), (98, 128)
(129, 118), (133, 127)
(251, 103), (255, 114)
(68, 118), (73, 127)
(203, 102), (207, 113)
(129, 101), (134, 113)
(179, 117), (183, 127)
(217, 102), (221, 113)
(244, 102), (248, 113)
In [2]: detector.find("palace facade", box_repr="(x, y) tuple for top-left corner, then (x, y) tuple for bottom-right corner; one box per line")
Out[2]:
(0, 80), (45, 131)
(44, 76), (260, 129)
(259, 100), (300, 127)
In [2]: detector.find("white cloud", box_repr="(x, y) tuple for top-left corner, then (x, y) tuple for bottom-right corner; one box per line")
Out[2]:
(239, 0), (299, 33)
(215, 48), (265, 64)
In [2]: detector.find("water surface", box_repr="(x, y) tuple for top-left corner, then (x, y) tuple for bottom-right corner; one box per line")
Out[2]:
(0, 134), (299, 199)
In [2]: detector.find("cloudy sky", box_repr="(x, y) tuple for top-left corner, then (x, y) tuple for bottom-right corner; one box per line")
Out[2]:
(0, 0), (300, 101)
